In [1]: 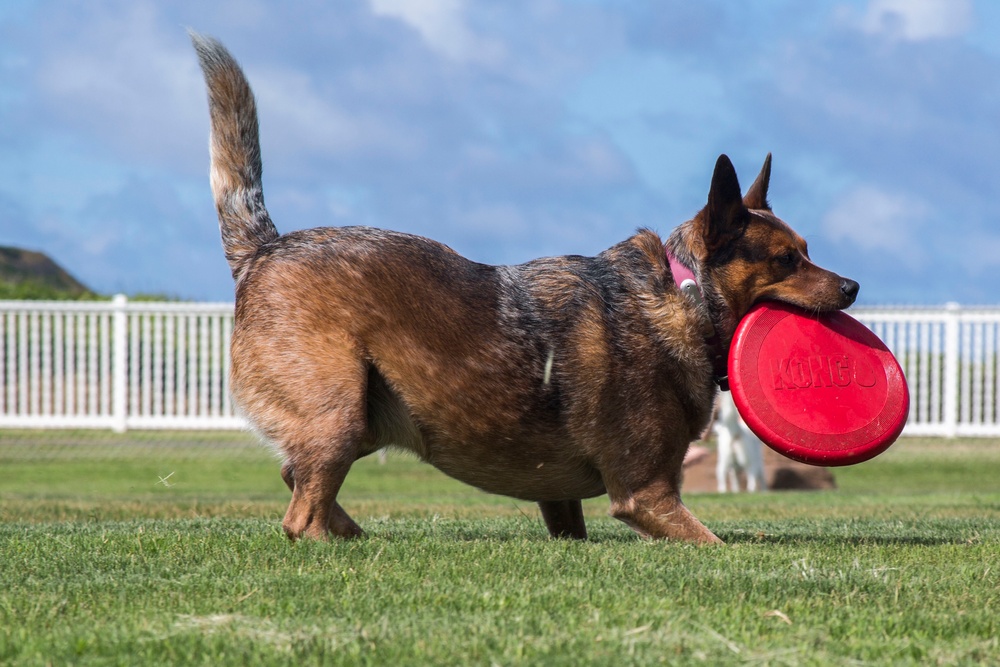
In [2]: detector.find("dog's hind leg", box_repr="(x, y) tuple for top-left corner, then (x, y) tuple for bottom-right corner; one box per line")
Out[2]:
(280, 413), (366, 541)
(246, 348), (370, 541)
(538, 500), (587, 539)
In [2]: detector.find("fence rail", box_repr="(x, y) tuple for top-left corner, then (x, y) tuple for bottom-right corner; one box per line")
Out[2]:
(0, 296), (240, 431)
(1, 298), (999, 436)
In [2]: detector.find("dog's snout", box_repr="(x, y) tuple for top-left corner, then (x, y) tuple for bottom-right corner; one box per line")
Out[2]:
(840, 279), (860, 305)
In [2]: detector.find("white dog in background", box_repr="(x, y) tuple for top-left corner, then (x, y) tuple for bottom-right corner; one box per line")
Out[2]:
(714, 392), (767, 493)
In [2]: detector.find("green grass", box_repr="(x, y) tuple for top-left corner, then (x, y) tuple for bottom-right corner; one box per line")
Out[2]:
(1, 432), (998, 665)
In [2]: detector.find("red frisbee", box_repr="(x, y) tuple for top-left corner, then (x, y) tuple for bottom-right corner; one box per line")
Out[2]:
(728, 302), (909, 467)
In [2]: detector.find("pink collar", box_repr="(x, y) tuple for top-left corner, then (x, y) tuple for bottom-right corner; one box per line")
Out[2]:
(665, 248), (730, 391)
(666, 250), (698, 289)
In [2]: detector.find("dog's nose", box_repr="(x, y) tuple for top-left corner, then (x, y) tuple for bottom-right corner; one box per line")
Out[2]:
(841, 279), (860, 304)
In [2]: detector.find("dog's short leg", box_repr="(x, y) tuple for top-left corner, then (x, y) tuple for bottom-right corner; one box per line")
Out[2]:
(276, 390), (368, 541)
(282, 444), (363, 541)
(608, 478), (722, 544)
(538, 500), (588, 539)
(247, 342), (371, 541)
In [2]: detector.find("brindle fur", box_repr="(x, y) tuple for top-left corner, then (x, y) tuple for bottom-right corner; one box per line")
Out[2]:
(192, 34), (859, 544)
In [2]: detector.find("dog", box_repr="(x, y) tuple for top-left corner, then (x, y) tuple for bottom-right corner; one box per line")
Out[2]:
(191, 34), (859, 544)
(713, 392), (766, 493)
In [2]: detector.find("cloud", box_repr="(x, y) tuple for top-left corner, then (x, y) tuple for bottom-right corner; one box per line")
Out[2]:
(822, 185), (928, 267)
(251, 65), (423, 164)
(368, 0), (504, 65)
(855, 0), (973, 41)
(47, 175), (225, 298)
(22, 2), (205, 172)
(1, 1), (999, 304)
(0, 0), (644, 300)
(742, 5), (1000, 234)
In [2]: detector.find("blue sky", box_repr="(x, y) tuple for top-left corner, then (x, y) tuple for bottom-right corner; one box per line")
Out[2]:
(1, 0), (999, 304)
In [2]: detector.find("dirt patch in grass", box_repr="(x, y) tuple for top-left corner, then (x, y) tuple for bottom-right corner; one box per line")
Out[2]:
(683, 446), (836, 493)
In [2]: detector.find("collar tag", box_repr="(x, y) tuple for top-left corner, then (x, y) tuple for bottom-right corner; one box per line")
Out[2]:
(678, 278), (700, 302)
(679, 278), (714, 337)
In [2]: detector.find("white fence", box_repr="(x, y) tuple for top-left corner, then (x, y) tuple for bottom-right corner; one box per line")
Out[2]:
(1, 298), (999, 437)
(852, 304), (1000, 438)
(0, 296), (239, 431)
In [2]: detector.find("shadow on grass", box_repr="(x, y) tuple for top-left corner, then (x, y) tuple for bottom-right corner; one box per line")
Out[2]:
(719, 531), (967, 547)
(360, 516), (987, 547)
(356, 529), (970, 548)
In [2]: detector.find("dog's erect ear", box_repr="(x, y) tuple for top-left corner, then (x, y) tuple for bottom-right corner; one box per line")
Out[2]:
(704, 154), (748, 252)
(743, 153), (772, 210)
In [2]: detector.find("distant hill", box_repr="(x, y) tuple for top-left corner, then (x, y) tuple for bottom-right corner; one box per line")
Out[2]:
(0, 246), (96, 300)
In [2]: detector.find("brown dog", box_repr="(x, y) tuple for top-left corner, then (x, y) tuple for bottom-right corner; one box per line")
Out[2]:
(192, 34), (859, 544)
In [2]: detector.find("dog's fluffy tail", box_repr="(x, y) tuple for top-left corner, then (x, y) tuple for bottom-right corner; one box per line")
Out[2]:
(191, 32), (278, 283)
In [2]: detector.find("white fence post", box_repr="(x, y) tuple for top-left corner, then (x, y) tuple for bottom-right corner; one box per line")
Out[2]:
(942, 303), (960, 438)
(112, 294), (128, 433)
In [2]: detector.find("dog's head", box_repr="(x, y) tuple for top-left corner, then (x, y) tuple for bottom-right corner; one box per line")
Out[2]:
(670, 154), (858, 329)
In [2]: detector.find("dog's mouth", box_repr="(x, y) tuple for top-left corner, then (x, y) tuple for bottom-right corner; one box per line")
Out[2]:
(757, 273), (860, 315)
(754, 277), (860, 316)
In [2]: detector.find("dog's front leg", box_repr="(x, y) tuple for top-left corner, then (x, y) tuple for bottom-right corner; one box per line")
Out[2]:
(538, 500), (588, 539)
(608, 477), (722, 544)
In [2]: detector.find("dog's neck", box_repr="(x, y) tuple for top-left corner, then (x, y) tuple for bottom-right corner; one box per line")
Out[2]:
(664, 236), (731, 391)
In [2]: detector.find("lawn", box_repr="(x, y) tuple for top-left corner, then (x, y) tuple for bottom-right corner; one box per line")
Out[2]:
(0, 431), (998, 666)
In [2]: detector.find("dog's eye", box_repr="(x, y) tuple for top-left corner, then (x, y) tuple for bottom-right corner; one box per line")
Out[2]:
(775, 252), (797, 268)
